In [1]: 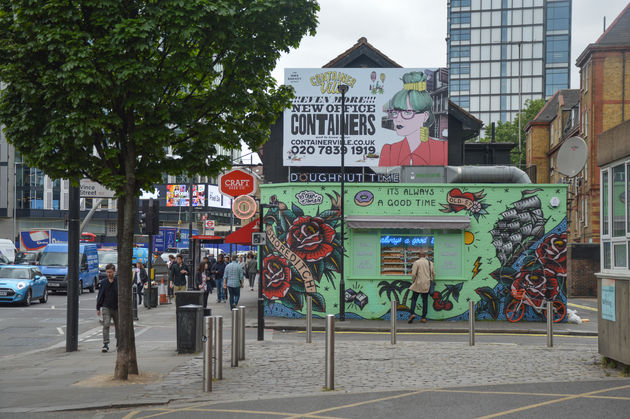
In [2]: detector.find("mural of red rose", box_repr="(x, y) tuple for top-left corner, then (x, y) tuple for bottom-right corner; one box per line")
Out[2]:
(262, 255), (292, 300)
(512, 269), (558, 307)
(286, 216), (336, 262)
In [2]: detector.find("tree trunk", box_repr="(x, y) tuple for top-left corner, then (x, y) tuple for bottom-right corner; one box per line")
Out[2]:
(114, 160), (139, 379)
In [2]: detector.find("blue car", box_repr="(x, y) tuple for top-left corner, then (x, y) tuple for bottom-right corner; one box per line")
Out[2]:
(0, 265), (48, 306)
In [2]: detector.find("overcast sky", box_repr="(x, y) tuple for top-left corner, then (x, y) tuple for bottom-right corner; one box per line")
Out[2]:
(271, 0), (629, 89)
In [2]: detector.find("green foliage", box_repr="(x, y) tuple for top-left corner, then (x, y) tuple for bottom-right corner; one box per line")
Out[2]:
(0, 0), (319, 193)
(481, 98), (545, 166)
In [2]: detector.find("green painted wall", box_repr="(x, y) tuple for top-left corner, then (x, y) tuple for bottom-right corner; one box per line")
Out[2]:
(260, 183), (568, 321)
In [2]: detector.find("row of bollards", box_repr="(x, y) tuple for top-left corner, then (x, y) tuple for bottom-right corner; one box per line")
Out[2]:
(202, 306), (247, 392)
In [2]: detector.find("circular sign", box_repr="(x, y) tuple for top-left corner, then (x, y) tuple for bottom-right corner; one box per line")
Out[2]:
(232, 195), (258, 220)
(204, 220), (215, 229)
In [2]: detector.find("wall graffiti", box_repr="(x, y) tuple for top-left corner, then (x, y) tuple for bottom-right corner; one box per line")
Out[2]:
(261, 184), (567, 322)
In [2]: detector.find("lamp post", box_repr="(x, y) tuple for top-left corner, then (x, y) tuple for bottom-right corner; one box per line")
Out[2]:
(256, 200), (277, 341)
(337, 84), (348, 322)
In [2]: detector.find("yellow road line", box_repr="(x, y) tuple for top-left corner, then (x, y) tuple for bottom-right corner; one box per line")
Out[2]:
(476, 383), (630, 418)
(436, 389), (630, 401)
(282, 389), (431, 419)
(568, 302), (598, 312)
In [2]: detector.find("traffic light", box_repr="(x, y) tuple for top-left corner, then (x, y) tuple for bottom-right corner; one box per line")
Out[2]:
(175, 231), (181, 243)
(140, 199), (160, 235)
(138, 206), (148, 234)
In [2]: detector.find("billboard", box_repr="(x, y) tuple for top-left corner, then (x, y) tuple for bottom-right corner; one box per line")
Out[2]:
(207, 184), (231, 209)
(166, 184), (206, 207)
(283, 68), (447, 167)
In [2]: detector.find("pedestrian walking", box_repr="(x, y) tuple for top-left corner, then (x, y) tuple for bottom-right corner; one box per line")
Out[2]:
(211, 254), (227, 303)
(245, 252), (258, 291)
(133, 260), (148, 305)
(202, 256), (214, 294)
(224, 254), (244, 309)
(96, 263), (118, 352)
(196, 261), (213, 308)
(408, 249), (434, 324)
(167, 254), (175, 303)
(169, 254), (189, 302)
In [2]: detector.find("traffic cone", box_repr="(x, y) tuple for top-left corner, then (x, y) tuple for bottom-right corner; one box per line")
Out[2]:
(159, 277), (168, 305)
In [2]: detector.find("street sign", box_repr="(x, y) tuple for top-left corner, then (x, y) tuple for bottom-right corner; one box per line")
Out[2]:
(80, 180), (115, 198)
(204, 220), (215, 229)
(252, 232), (266, 246)
(232, 195), (258, 220)
(202, 214), (208, 221)
(218, 169), (257, 198)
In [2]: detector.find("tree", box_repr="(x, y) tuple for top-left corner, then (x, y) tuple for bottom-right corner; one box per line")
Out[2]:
(482, 98), (545, 166)
(0, 0), (318, 379)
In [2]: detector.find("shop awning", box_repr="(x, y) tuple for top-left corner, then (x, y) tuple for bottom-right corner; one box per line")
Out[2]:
(225, 218), (259, 245)
(191, 235), (224, 244)
(345, 215), (470, 230)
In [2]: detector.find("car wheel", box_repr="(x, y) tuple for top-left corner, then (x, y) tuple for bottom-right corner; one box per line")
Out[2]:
(88, 279), (95, 293)
(39, 288), (48, 304)
(23, 289), (32, 306)
(79, 281), (83, 295)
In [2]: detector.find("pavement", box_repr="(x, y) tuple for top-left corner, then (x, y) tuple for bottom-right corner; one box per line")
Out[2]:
(0, 291), (613, 416)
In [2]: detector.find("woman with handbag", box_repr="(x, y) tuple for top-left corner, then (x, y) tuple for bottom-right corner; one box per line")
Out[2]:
(408, 249), (435, 323)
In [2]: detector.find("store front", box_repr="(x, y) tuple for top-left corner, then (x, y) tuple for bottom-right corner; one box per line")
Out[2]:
(260, 182), (568, 321)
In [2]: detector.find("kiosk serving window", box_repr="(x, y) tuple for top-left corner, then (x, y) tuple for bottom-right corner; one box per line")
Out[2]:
(380, 234), (434, 275)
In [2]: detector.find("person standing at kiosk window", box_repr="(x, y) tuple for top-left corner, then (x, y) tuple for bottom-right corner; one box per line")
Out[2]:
(408, 249), (434, 323)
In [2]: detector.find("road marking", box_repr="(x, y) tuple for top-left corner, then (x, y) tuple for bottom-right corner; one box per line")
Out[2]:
(283, 389), (432, 419)
(0, 326), (102, 361)
(476, 383), (630, 418)
(56, 327), (64, 335)
(568, 302), (598, 312)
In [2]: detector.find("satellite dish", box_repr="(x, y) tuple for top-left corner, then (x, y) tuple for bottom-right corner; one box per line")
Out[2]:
(556, 136), (588, 177)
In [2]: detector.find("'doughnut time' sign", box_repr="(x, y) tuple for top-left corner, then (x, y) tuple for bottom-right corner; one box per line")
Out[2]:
(283, 68), (447, 168)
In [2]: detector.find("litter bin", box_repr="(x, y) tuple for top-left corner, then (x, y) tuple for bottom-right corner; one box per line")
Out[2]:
(176, 304), (203, 354)
(175, 290), (205, 307)
(144, 285), (158, 308)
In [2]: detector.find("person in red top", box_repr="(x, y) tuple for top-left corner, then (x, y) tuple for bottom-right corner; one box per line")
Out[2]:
(379, 71), (447, 166)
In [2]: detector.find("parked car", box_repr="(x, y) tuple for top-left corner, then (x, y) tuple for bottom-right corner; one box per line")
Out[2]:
(14, 251), (41, 265)
(0, 238), (17, 263)
(0, 265), (48, 305)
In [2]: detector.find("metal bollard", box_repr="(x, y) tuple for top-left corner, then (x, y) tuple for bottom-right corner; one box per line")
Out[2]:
(132, 284), (138, 321)
(469, 300), (475, 346)
(547, 301), (553, 347)
(306, 296), (312, 343)
(213, 316), (223, 379)
(391, 299), (397, 345)
(325, 314), (335, 390)
(231, 309), (239, 367)
(203, 316), (213, 392)
(238, 305), (246, 360)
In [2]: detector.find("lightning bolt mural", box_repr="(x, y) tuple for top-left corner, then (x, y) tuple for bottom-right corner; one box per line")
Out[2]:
(471, 257), (482, 279)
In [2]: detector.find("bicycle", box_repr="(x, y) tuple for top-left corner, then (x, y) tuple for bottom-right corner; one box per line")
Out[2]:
(505, 288), (566, 323)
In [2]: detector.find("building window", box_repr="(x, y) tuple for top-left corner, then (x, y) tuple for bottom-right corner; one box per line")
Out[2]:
(452, 29), (471, 42)
(545, 35), (569, 64)
(451, 46), (471, 58)
(601, 161), (630, 272)
(450, 79), (470, 92)
(546, 1), (570, 31)
(452, 96), (470, 108)
(451, 63), (470, 75)
(545, 68), (568, 97)
(602, 170), (609, 236)
(452, 0), (471, 7)
(452, 11), (471, 24)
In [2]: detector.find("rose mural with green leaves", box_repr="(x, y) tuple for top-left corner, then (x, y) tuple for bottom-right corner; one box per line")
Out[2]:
(260, 183), (568, 322)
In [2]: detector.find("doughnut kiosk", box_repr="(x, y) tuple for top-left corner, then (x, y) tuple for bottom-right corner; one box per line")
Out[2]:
(259, 182), (568, 321)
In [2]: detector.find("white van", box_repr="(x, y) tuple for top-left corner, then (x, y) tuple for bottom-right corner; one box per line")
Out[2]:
(0, 239), (17, 263)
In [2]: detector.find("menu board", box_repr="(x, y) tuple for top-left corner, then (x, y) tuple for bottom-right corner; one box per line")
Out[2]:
(352, 230), (379, 277)
(434, 233), (463, 279)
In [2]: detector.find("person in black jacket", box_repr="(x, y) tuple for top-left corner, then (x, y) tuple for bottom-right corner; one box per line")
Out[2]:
(96, 263), (118, 353)
(211, 254), (227, 303)
(169, 254), (189, 302)
(133, 261), (148, 305)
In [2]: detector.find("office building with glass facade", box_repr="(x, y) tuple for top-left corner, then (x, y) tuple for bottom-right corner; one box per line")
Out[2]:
(448, 0), (571, 127)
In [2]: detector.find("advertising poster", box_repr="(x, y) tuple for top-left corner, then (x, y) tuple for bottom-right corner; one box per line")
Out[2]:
(601, 278), (616, 322)
(166, 184), (205, 207)
(283, 68), (447, 167)
(207, 184), (231, 209)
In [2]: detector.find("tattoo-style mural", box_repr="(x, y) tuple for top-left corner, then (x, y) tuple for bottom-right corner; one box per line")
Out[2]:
(261, 184), (567, 322)
(439, 188), (490, 221)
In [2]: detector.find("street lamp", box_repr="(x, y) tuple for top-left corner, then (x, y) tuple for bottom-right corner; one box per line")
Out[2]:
(337, 84), (348, 322)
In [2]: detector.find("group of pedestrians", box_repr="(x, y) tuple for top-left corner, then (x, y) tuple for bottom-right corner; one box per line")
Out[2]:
(96, 251), (259, 353)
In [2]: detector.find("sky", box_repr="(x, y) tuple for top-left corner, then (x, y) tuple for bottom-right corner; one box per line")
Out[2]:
(271, 0), (630, 89)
